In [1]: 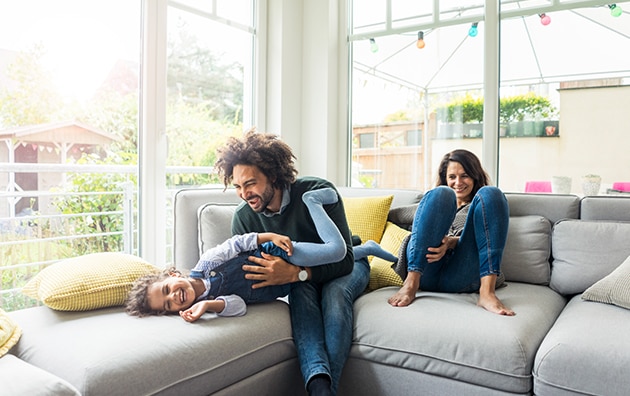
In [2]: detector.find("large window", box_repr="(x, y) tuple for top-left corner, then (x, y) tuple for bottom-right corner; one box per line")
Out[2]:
(349, 1), (630, 195)
(0, 0), (257, 311)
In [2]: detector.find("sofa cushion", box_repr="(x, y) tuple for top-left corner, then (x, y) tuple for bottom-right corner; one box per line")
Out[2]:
(348, 283), (566, 394)
(501, 216), (552, 284)
(9, 302), (302, 396)
(0, 354), (80, 396)
(582, 254), (630, 309)
(198, 203), (238, 258)
(21, 252), (160, 311)
(0, 308), (21, 357)
(550, 220), (630, 295)
(533, 295), (630, 396)
(343, 195), (393, 244)
(367, 222), (407, 291)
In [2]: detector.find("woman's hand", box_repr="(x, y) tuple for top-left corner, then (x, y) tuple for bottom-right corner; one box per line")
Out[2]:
(425, 236), (458, 263)
(243, 252), (298, 288)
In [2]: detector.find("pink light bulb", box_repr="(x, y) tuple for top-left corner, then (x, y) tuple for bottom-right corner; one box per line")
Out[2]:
(540, 13), (551, 26)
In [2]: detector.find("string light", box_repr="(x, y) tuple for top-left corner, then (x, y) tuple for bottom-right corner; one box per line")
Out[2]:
(609, 4), (623, 17)
(369, 38), (379, 53)
(539, 13), (551, 25)
(416, 31), (425, 49)
(468, 22), (479, 37)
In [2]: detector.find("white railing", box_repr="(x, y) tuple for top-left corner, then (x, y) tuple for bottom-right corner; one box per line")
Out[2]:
(0, 163), (214, 311)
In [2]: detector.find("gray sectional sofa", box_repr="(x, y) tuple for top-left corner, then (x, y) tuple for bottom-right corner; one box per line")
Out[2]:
(4, 187), (630, 395)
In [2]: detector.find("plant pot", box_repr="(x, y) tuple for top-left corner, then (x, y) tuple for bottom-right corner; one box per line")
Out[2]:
(581, 175), (601, 196)
(552, 176), (571, 194)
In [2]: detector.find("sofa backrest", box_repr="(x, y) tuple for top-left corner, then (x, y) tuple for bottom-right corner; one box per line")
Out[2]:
(173, 186), (423, 270)
(580, 195), (630, 221)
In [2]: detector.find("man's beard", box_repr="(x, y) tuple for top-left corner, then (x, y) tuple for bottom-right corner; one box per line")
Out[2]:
(246, 184), (276, 213)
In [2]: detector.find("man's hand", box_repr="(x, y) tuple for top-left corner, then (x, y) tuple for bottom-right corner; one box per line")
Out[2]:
(243, 252), (299, 288)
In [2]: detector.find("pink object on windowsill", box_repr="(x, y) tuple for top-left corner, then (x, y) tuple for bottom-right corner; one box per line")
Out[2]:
(612, 182), (630, 192)
(525, 181), (552, 193)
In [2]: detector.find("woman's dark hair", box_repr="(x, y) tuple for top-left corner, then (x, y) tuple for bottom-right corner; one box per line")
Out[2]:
(436, 149), (491, 198)
(214, 128), (298, 191)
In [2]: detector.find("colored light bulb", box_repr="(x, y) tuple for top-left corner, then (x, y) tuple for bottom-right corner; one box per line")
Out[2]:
(468, 23), (479, 37)
(539, 13), (551, 25)
(609, 4), (623, 17)
(416, 31), (425, 49)
(369, 38), (378, 53)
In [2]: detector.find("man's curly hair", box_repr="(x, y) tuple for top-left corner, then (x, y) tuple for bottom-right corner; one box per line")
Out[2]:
(214, 128), (298, 190)
(125, 267), (182, 317)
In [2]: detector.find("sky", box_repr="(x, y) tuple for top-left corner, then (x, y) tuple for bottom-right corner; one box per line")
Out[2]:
(0, 1), (141, 101)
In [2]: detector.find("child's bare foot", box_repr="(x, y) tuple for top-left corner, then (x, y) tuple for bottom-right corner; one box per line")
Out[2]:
(478, 293), (515, 316)
(388, 272), (420, 307)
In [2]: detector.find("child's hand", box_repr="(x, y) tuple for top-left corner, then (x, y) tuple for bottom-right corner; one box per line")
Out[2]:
(179, 302), (207, 322)
(270, 234), (293, 256)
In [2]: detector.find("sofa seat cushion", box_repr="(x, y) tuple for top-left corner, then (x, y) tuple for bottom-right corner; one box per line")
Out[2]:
(9, 301), (302, 396)
(346, 283), (566, 395)
(533, 295), (630, 396)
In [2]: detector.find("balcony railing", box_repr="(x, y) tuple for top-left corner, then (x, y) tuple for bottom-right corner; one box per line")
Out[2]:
(0, 162), (214, 311)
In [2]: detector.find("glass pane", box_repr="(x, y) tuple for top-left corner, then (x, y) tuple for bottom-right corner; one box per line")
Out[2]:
(0, 0), (142, 311)
(165, 2), (255, 264)
(351, 24), (484, 190)
(498, 5), (630, 195)
(352, 0), (388, 34)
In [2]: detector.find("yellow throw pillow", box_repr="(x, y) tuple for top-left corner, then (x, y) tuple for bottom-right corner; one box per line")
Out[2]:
(21, 252), (160, 311)
(367, 221), (410, 291)
(0, 308), (21, 357)
(343, 195), (393, 244)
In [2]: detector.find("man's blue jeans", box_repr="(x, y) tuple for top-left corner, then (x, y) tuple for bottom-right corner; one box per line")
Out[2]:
(289, 257), (370, 395)
(406, 185), (509, 293)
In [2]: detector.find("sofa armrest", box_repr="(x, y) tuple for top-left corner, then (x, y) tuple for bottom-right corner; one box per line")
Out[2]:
(0, 354), (80, 396)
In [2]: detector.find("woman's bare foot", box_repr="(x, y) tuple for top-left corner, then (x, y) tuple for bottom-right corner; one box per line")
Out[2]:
(478, 293), (515, 316)
(388, 272), (421, 307)
(478, 274), (515, 315)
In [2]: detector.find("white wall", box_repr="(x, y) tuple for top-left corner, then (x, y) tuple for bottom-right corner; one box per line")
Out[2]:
(263, 0), (349, 186)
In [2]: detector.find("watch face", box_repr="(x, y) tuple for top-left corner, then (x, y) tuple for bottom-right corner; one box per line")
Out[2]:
(299, 269), (308, 281)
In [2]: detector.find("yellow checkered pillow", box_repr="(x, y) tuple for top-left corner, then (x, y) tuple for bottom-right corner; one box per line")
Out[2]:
(343, 195), (393, 244)
(0, 308), (21, 357)
(367, 222), (410, 291)
(22, 252), (159, 311)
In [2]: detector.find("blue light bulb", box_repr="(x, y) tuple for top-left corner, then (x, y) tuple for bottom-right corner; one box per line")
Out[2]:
(468, 23), (478, 37)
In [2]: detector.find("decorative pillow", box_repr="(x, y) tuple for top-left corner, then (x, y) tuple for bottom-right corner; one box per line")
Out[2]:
(0, 309), (21, 357)
(198, 203), (238, 257)
(550, 220), (630, 295)
(343, 195), (393, 244)
(387, 204), (418, 231)
(367, 222), (409, 291)
(582, 255), (630, 309)
(501, 215), (552, 285)
(21, 252), (159, 311)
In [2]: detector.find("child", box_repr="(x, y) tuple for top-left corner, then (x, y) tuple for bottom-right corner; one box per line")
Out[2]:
(125, 187), (397, 322)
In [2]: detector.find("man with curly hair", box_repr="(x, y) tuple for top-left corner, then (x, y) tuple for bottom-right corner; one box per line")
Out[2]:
(215, 129), (369, 396)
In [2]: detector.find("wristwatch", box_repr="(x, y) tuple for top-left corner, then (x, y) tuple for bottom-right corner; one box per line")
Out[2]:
(298, 267), (308, 282)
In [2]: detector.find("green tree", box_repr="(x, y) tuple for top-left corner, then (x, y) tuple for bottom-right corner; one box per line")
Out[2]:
(167, 22), (243, 123)
(53, 152), (138, 255)
(0, 45), (63, 127)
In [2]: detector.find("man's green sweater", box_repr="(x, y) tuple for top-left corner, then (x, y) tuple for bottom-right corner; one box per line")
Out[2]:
(231, 177), (354, 284)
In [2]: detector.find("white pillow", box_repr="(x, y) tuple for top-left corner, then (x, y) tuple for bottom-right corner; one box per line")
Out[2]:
(197, 203), (237, 257)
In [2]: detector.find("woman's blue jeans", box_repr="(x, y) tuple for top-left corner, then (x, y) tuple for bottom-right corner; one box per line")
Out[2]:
(289, 257), (370, 395)
(406, 185), (509, 293)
